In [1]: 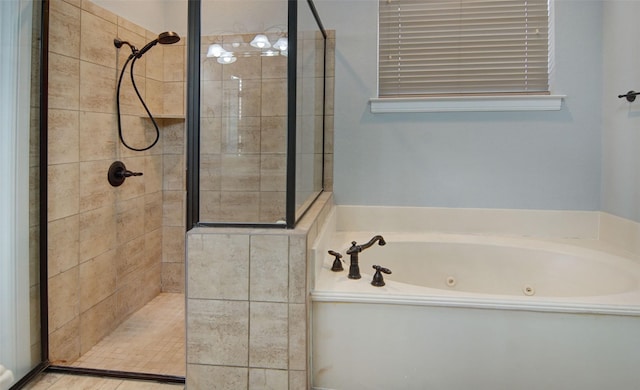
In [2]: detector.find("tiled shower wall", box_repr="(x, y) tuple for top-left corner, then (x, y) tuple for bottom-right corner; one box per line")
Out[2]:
(200, 33), (289, 223)
(47, 0), (185, 363)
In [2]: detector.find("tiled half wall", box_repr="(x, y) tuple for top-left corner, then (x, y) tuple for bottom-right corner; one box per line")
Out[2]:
(186, 192), (334, 389)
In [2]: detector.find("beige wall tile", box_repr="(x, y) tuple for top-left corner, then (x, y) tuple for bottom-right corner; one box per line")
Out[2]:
(79, 61), (116, 113)
(162, 119), (185, 155)
(145, 78), (165, 115)
(199, 190), (221, 221)
(48, 109), (79, 165)
(145, 191), (163, 232)
(145, 226), (163, 267)
(163, 154), (184, 190)
(218, 192), (259, 222)
(288, 304), (306, 370)
(260, 116), (286, 154)
(79, 205), (116, 262)
(259, 155), (286, 192)
(48, 163), (79, 221)
(79, 294), (117, 354)
(249, 368), (288, 390)
(116, 156), (146, 199)
(220, 154), (260, 191)
(116, 196), (145, 244)
(115, 235), (145, 280)
(222, 54), (261, 80)
(48, 215), (79, 277)
(187, 364), (247, 390)
(202, 54), (223, 82)
(200, 117), (221, 154)
(116, 263), (161, 321)
(49, 0), (80, 58)
(187, 299), (249, 366)
(79, 160), (116, 212)
(81, 0), (117, 24)
(164, 45), (185, 82)
(118, 74), (146, 116)
(144, 154), (163, 194)
(164, 81), (184, 116)
(259, 192), (286, 223)
(145, 40), (164, 82)
(289, 370), (307, 390)
(48, 267), (79, 332)
(78, 112), (117, 161)
(288, 235), (306, 303)
(200, 153), (221, 191)
(80, 10), (117, 69)
(161, 262), (184, 293)
(48, 317), (80, 365)
(201, 80), (223, 118)
(162, 225), (185, 263)
(117, 16), (146, 39)
(79, 249), (117, 312)
(223, 79), (262, 118)
(221, 116), (260, 154)
(117, 116), (151, 157)
(48, 53), (80, 110)
(261, 79), (287, 117)
(250, 235), (288, 302)
(249, 302), (288, 369)
(187, 234), (249, 300)
(163, 190), (185, 227)
(261, 55), (287, 80)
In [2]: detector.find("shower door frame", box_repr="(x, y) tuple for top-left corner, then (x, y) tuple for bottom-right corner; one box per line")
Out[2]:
(186, 0), (328, 230)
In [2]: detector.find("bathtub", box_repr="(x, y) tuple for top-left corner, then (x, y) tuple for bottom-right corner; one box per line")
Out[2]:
(310, 207), (640, 390)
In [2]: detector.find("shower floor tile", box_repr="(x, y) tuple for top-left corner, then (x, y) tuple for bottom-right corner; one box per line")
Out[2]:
(70, 293), (185, 377)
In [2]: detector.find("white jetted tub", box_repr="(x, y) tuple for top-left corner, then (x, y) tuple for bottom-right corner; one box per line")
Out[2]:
(311, 208), (640, 390)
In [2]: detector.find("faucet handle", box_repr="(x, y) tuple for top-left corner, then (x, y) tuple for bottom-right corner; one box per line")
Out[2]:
(371, 265), (392, 287)
(328, 250), (344, 271)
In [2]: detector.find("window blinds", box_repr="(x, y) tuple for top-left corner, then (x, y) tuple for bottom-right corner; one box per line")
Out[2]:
(379, 0), (550, 97)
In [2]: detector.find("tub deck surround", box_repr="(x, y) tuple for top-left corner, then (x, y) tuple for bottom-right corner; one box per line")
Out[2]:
(311, 206), (640, 390)
(314, 232), (640, 316)
(185, 192), (333, 390)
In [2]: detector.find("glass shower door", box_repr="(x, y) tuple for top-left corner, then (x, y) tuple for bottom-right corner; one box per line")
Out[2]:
(0, 0), (43, 387)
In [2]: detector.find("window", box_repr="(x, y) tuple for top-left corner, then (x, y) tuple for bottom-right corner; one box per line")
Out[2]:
(373, 0), (562, 112)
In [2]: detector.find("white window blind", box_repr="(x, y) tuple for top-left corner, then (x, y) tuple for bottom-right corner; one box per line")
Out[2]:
(379, 0), (550, 97)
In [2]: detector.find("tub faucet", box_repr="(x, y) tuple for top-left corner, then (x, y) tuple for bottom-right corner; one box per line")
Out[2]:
(346, 235), (386, 279)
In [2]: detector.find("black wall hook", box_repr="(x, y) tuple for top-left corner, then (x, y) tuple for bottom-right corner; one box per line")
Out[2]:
(618, 90), (640, 102)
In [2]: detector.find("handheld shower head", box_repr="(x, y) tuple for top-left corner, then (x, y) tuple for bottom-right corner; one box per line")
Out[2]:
(135, 31), (181, 58)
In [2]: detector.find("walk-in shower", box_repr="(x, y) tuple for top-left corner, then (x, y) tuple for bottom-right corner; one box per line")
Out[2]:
(16, 0), (330, 387)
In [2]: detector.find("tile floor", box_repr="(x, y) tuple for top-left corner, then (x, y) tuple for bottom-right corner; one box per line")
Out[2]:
(23, 373), (184, 389)
(69, 293), (185, 377)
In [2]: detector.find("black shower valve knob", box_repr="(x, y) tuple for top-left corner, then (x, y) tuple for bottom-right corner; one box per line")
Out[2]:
(108, 161), (143, 187)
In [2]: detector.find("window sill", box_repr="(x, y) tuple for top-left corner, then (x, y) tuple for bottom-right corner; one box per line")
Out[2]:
(369, 95), (565, 113)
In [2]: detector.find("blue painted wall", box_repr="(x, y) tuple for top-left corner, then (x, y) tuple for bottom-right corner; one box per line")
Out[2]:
(602, 1), (640, 222)
(317, 0), (603, 211)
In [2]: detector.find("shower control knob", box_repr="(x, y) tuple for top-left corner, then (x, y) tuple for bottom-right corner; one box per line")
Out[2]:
(108, 161), (143, 187)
